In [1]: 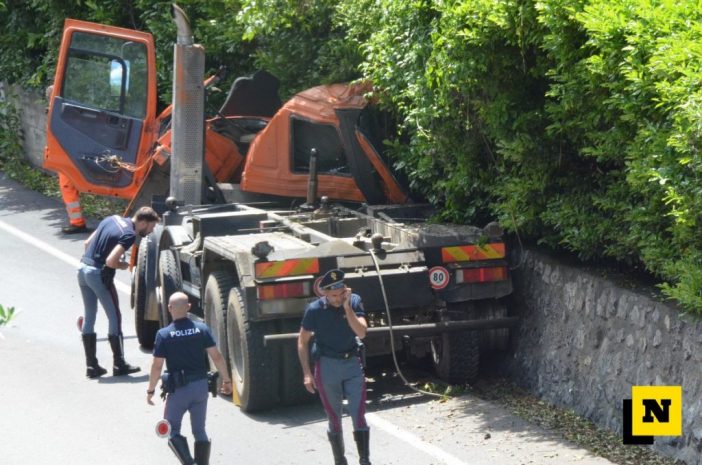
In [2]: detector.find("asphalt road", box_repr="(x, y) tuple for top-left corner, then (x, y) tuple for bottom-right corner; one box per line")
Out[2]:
(0, 173), (615, 465)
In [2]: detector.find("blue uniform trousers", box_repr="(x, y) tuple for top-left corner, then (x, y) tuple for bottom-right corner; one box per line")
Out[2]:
(314, 356), (369, 433)
(77, 264), (121, 335)
(165, 379), (209, 441)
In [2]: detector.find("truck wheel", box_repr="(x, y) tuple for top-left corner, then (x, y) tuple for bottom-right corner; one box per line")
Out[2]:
(134, 239), (159, 349)
(278, 319), (314, 406)
(227, 287), (280, 412)
(203, 271), (236, 373)
(158, 250), (182, 326)
(476, 300), (509, 351)
(431, 310), (480, 384)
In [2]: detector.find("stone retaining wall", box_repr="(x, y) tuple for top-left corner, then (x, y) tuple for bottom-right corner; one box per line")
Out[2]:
(506, 249), (702, 464)
(0, 81), (47, 168)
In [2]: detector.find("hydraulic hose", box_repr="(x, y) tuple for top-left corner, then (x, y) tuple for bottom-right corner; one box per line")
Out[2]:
(368, 248), (444, 398)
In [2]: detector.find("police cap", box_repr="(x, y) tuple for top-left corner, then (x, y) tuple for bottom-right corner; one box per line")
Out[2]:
(319, 269), (345, 290)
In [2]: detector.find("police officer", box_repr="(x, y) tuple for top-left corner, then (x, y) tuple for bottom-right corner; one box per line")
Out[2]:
(298, 269), (372, 465)
(79, 205), (160, 378)
(147, 292), (233, 465)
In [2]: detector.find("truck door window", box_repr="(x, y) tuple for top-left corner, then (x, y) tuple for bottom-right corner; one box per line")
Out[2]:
(291, 118), (350, 175)
(62, 32), (147, 119)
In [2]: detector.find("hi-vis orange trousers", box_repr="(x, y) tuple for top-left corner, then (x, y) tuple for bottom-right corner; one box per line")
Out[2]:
(58, 172), (85, 227)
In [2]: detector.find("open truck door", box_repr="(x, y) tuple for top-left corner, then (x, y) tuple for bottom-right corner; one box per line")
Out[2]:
(44, 20), (157, 199)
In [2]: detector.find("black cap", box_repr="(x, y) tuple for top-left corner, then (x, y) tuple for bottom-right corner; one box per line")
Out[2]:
(319, 269), (345, 290)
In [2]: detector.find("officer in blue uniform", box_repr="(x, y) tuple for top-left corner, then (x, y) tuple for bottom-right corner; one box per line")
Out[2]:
(78, 205), (160, 378)
(147, 292), (233, 465)
(298, 269), (372, 465)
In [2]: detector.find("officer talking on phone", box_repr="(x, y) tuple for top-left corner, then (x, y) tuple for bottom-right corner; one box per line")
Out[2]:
(297, 269), (372, 465)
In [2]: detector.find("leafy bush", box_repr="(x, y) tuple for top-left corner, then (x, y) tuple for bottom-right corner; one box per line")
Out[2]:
(0, 304), (17, 326)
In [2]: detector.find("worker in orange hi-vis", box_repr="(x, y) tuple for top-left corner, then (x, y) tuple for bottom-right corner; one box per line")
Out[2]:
(45, 84), (88, 235)
(58, 171), (88, 234)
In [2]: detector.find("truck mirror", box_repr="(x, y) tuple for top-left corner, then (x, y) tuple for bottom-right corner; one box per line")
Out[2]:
(110, 59), (125, 97)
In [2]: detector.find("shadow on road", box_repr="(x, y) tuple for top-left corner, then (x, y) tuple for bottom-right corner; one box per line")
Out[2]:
(238, 356), (445, 429)
(0, 173), (91, 243)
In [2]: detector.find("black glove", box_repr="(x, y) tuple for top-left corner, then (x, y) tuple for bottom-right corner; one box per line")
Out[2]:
(100, 265), (116, 285)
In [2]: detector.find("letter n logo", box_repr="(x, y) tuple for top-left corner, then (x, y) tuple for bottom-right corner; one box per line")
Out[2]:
(631, 386), (682, 438)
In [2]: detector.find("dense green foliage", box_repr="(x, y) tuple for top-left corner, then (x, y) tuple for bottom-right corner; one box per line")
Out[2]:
(1, 0), (702, 312)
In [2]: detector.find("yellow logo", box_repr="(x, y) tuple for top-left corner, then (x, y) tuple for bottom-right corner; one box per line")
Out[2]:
(631, 386), (682, 437)
(331, 272), (337, 281)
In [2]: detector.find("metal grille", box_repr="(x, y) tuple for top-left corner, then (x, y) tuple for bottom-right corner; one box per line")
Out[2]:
(170, 43), (205, 205)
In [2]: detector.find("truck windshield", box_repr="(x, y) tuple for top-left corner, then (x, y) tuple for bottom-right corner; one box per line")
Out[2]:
(291, 118), (350, 175)
(62, 32), (147, 119)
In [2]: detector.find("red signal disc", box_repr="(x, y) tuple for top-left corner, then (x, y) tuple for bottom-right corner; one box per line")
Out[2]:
(155, 419), (171, 438)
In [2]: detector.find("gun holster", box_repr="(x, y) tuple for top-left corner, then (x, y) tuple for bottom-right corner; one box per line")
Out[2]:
(207, 371), (219, 398)
(160, 370), (187, 399)
(355, 337), (366, 369)
(100, 265), (116, 285)
(310, 341), (320, 363)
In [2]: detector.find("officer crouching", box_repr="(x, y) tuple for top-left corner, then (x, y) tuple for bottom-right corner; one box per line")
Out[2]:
(147, 292), (233, 465)
(298, 269), (372, 465)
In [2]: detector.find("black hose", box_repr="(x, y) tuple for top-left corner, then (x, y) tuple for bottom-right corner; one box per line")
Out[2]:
(368, 248), (443, 398)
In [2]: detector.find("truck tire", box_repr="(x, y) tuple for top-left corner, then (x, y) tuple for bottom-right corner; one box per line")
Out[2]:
(475, 300), (509, 352)
(227, 287), (280, 412)
(158, 250), (182, 326)
(278, 319), (314, 406)
(203, 271), (236, 374)
(134, 239), (159, 349)
(431, 309), (480, 384)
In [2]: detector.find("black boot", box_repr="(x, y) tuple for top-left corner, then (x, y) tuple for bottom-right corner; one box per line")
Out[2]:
(353, 430), (371, 465)
(327, 431), (348, 465)
(168, 435), (196, 465)
(62, 224), (88, 234)
(81, 333), (107, 378)
(108, 334), (140, 376)
(194, 440), (211, 465)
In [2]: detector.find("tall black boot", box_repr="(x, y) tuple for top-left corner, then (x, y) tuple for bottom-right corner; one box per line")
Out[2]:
(327, 431), (348, 465)
(194, 440), (211, 465)
(81, 333), (107, 378)
(108, 334), (140, 376)
(168, 435), (196, 465)
(353, 430), (371, 465)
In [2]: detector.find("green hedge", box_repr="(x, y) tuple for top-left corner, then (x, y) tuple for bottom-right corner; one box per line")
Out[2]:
(2, 0), (701, 312)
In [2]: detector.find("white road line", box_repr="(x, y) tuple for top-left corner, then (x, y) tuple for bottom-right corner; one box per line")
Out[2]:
(0, 218), (131, 295)
(1, 217), (467, 464)
(366, 413), (470, 465)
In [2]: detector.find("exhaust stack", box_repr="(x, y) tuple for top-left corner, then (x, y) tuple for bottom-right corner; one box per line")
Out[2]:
(169, 3), (204, 206)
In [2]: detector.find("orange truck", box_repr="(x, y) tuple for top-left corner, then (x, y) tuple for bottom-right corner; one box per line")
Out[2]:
(46, 5), (515, 411)
(43, 18), (408, 213)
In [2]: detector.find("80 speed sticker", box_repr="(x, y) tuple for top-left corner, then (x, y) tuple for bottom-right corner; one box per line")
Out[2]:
(428, 266), (450, 290)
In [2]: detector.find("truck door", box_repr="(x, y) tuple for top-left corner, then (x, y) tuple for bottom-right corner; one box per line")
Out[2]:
(44, 19), (157, 198)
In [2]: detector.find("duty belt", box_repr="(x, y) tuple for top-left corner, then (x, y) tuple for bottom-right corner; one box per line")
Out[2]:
(320, 348), (357, 359)
(161, 370), (207, 396)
